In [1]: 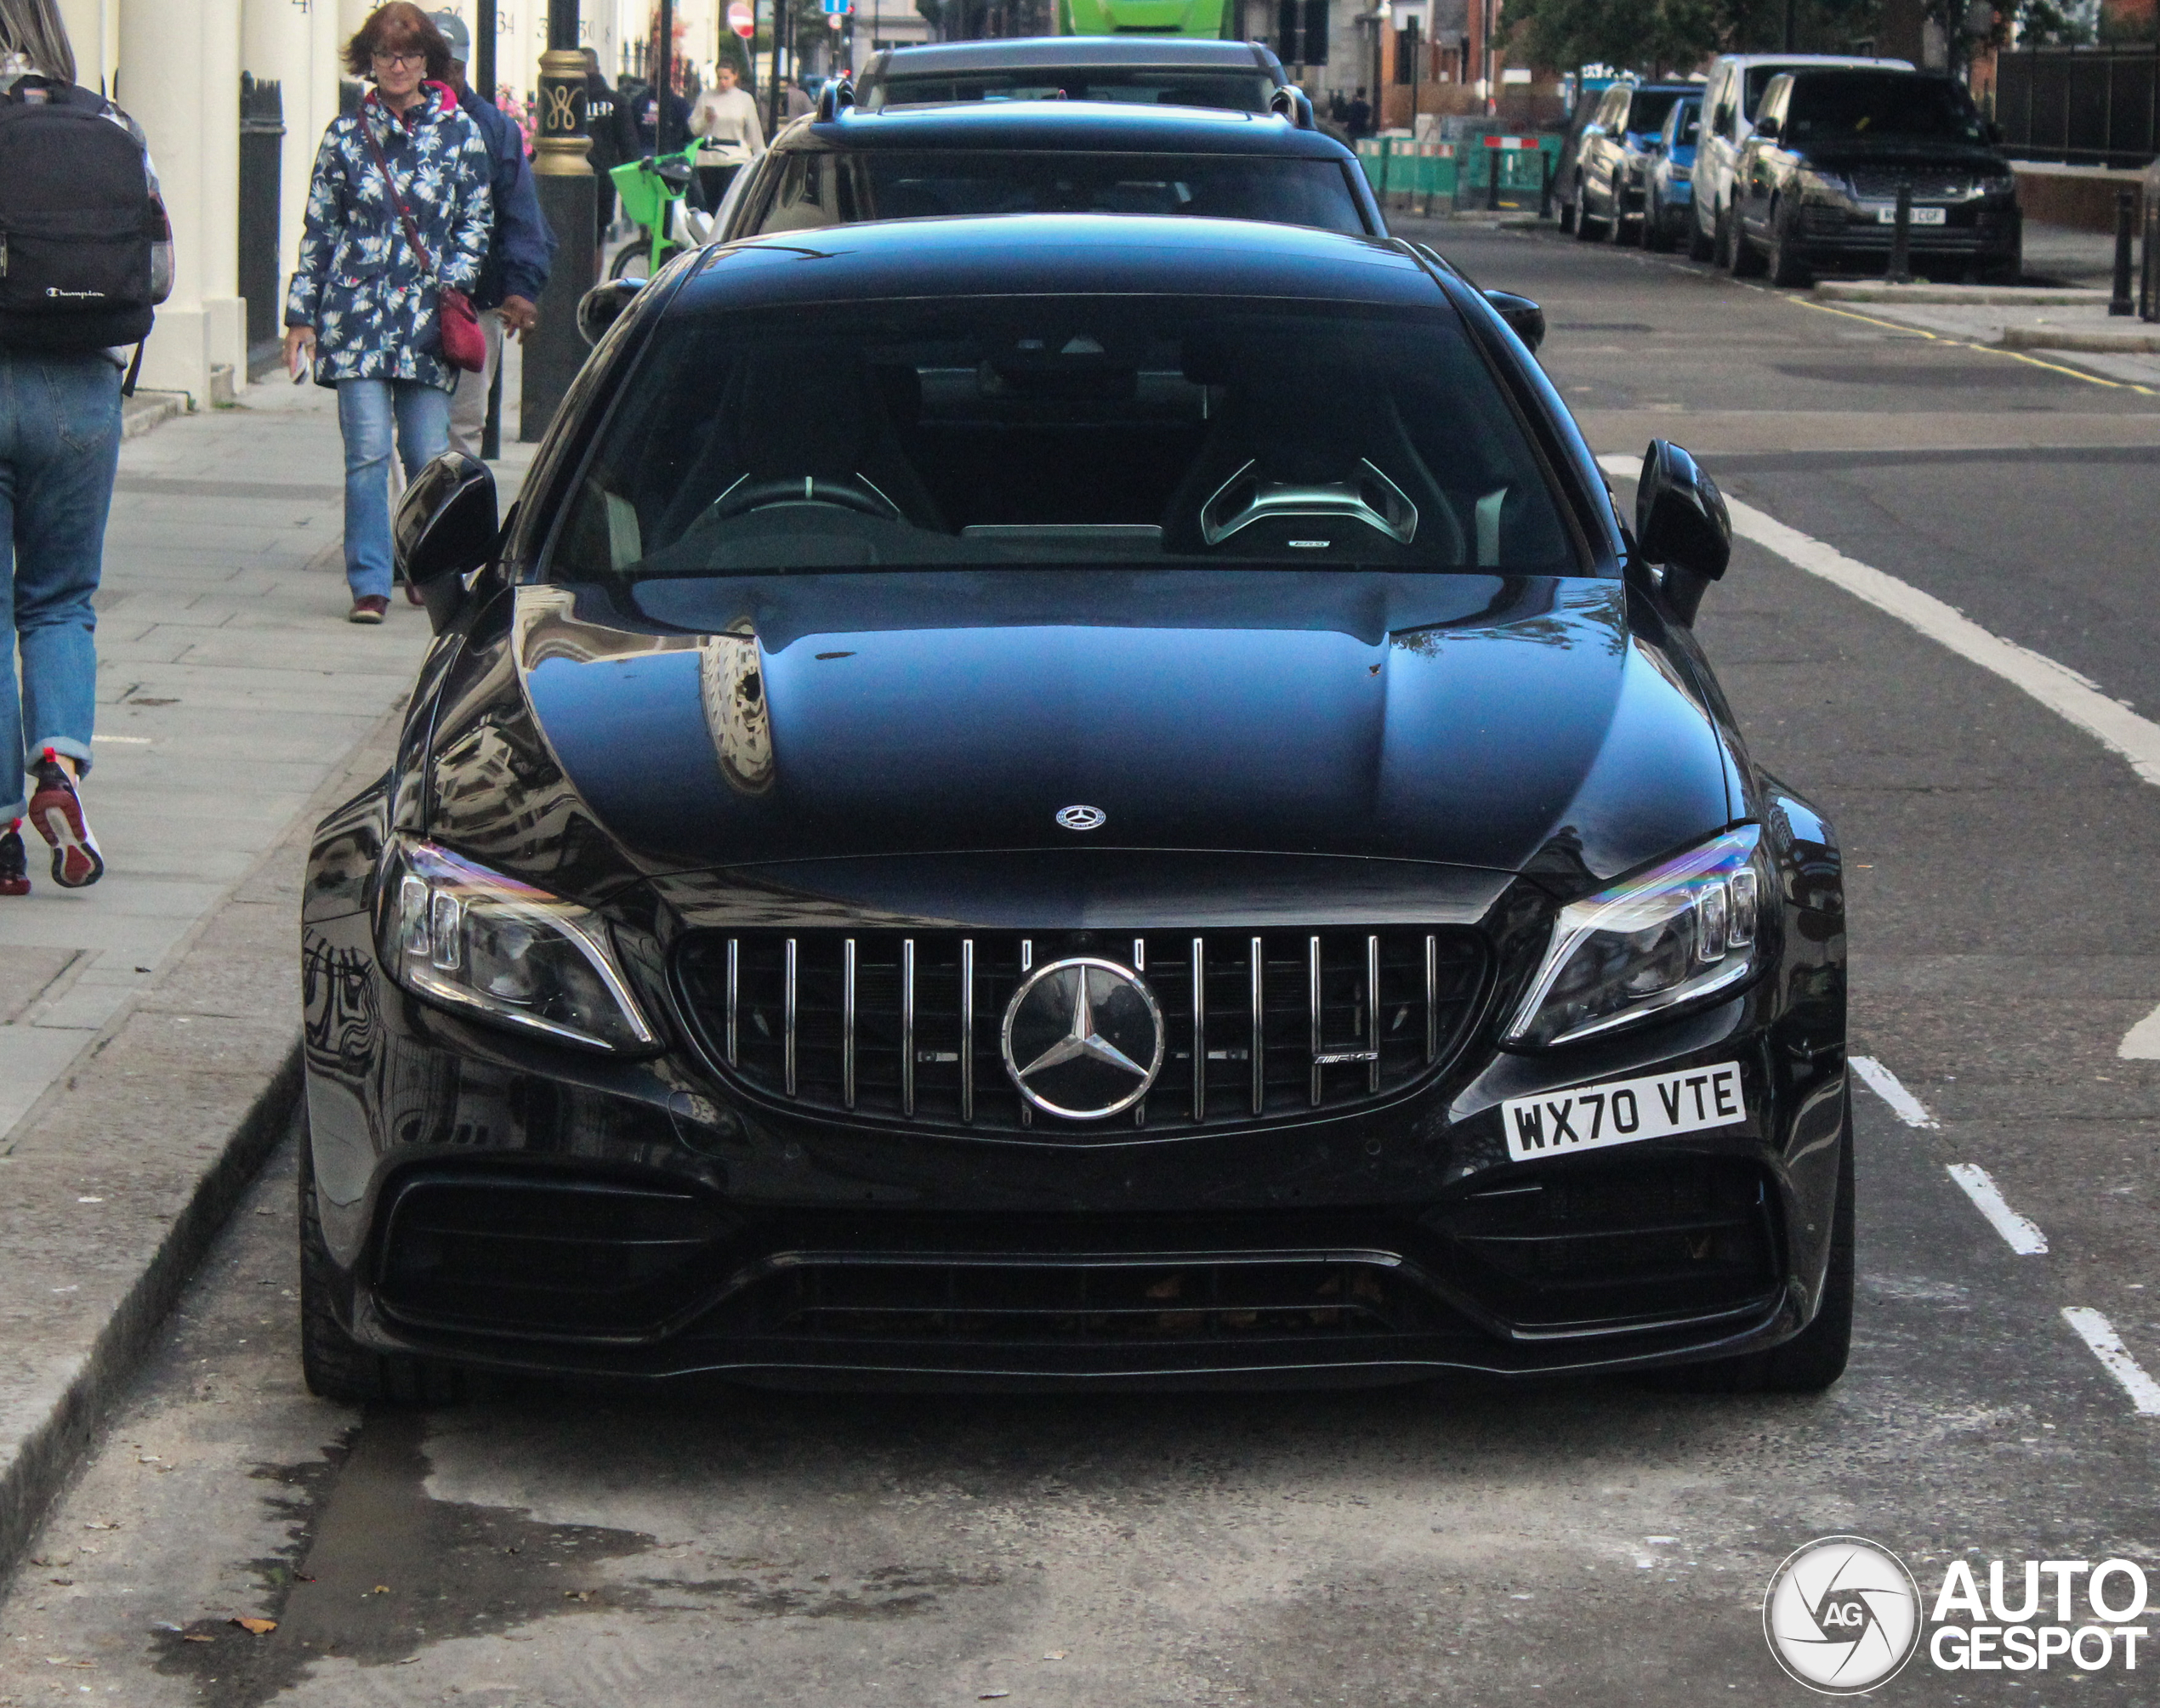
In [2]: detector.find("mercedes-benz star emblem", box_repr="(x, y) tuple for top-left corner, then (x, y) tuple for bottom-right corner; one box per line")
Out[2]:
(1055, 804), (1106, 831)
(1001, 956), (1163, 1120)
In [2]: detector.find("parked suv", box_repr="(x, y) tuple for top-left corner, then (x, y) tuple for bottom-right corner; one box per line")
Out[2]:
(1691, 51), (1912, 264)
(1565, 81), (1697, 244)
(1730, 67), (2020, 286)
(853, 37), (1287, 113)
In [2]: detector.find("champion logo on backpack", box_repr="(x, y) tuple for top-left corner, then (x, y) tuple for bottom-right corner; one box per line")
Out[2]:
(45, 287), (110, 299)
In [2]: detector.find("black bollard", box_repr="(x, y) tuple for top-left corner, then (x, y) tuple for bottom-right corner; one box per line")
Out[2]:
(2111, 186), (2135, 316)
(1486, 142), (1501, 212)
(1887, 181), (1913, 285)
(1539, 148), (1554, 220)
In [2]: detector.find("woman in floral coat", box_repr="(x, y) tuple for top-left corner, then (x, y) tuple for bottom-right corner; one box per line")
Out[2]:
(281, 3), (493, 623)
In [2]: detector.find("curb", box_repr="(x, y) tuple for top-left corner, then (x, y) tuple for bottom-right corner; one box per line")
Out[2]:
(1813, 281), (2110, 306)
(121, 389), (187, 440)
(0, 1055), (299, 1575)
(2000, 324), (2160, 355)
(0, 706), (403, 1578)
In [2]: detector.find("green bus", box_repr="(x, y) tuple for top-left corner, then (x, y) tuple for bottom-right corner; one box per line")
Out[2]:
(1059, 0), (1231, 37)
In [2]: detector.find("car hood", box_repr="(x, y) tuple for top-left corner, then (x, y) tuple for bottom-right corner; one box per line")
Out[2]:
(1790, 137), (2004, 175)
(435, 570), (1734, 888)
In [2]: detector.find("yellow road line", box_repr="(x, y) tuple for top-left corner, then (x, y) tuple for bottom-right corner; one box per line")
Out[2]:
(1792, 294), (2157, 395)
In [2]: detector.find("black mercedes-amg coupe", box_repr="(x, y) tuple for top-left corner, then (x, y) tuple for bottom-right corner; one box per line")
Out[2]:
(298, 213), (1849, 1400)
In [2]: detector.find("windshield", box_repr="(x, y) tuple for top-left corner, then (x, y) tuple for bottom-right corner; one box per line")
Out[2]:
(1623, 91), (1685, 135)
(867, 71), (1276, 112)
(750, 150), (1367, 235)
(1785, 73), (1987, 144)
(551, 296), (1579, 580)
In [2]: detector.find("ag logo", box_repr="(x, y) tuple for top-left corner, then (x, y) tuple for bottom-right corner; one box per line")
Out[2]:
(1763, 1535), (1922, 1694)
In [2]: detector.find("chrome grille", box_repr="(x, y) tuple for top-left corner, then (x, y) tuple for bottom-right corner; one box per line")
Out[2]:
(1846, 168), (1976, 201)
(674, 928), (1487, 1136)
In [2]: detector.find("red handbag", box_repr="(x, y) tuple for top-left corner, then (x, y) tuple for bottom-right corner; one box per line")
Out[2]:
(361, 107), (488, 374)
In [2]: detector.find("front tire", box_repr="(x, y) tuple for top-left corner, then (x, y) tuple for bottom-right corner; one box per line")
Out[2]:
(298, 1115), (463, 1407)
(1644, 195), (1674, 252)
(1688, 207), (1716, 262)
(607, 237), (653, 281)
(1766, 203), (1811, 287)
(1728, 209), (1766, 277)
(1574, 177), (1605, 241)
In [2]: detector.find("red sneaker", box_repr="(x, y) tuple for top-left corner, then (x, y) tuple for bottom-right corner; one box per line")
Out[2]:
(0, 819), (28, 896)
(348, 595), (390, 624)
(29, 749), (103, 889)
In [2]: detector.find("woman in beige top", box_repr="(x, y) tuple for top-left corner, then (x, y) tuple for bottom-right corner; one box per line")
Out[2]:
(688, 63), (765, 210)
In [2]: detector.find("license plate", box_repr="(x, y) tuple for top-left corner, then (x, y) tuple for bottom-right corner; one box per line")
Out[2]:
(1501, 1062), (1744, 1163)
(1873, 204), (1947, 224)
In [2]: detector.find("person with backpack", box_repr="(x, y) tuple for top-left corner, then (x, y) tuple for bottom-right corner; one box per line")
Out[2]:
(429, 9), (554, 469)
(0, 0), (172, 897)
(280, 2), (493, 626)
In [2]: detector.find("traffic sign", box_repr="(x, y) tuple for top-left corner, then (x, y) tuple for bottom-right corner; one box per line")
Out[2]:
(727, 0), (753, 36)
(821, 0), (852, 14)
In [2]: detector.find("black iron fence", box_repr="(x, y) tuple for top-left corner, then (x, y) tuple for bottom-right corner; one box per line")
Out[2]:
(238, 73), (284, 354)
(1995, 45), (2160, 169)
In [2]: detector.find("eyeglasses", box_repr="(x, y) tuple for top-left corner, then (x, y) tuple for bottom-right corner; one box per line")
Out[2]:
(372, 49), (427, 70)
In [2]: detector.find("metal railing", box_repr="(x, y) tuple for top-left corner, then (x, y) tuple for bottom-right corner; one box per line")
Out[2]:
(1995, 45), (2160, 169)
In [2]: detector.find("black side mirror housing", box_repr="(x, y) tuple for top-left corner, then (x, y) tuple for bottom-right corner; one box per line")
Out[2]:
(1753, 113), (1780, 142)
(578, 276), (643, 347)
(394, 452), (497, 633)
(1483, 289), (1545, 355)
(1634, 439), (1731, 625)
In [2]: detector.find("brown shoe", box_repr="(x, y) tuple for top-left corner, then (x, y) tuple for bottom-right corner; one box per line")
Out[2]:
(348, 595), (390, 624)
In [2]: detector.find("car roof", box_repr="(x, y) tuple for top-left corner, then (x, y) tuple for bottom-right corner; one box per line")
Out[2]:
(676, 214), (1440, 315)
(790, 101), (1352, 159)
(867, 37), (1282, 76)
(1713, 52), (1914, 68)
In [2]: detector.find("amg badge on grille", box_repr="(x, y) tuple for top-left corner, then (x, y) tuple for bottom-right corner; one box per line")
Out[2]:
(1001, 957), (1163, 1119)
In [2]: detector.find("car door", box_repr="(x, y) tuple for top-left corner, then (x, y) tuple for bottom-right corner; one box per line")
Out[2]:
(1701, 65), (1738, 222)
(1737, 75), (1792, 239)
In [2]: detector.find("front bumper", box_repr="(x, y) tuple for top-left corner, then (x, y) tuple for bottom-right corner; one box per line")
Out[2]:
(1793, 197), (2019, 266)
(304, 950), (1847, 1389)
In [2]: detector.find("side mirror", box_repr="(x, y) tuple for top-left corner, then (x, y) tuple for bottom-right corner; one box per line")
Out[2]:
(1986, 119), (2004, 144)
(578, 276), (643, 347)
(394, 452), (497, 633)
(1269, 85), (1317, 129)
(1753, 113), (1780, 142)
(1483, 289), (1545, 355)
(1634, 440), (1730, 625)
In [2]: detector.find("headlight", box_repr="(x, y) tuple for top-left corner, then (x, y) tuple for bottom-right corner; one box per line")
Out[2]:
(382, 839), (657, 1052)
(1504, 827), (1763, 1049)
(1796, 169), (1854, 203)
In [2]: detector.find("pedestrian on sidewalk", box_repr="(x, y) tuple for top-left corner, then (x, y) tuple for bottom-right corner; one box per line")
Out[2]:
(687, 60), (764, 211)
(583, 48), (637, 245)
(0, 0), (173, 895)
(429, 9), (554, 471)
(281, 2), (493, 626)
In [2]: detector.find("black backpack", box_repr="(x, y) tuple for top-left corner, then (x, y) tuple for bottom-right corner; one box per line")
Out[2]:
(0, 77), (161, 353)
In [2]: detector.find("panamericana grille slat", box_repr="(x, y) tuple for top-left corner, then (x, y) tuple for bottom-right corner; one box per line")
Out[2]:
(674, 928), (1486, 1138)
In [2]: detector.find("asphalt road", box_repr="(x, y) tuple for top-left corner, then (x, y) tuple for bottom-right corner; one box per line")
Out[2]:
(9, 223), (2160, 1708)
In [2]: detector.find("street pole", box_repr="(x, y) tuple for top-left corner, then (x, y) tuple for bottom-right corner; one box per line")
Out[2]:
(475, 0), (500, 461)
(765, 0), (782, 136)
(1782, 0), (1795, 52)
(657, 0), (675, 151)
(522, 0), (597, 442)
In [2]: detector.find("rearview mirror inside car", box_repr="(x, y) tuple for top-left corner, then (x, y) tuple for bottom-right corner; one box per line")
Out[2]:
(1634, 440), (1731, 625)
(394, 452), (497, 633)
(578, 277), (644, 347)
(1483, 289), (1546, 355)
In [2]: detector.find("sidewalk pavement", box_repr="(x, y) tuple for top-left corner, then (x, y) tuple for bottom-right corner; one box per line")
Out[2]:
(1807, 282), (2160, 389)
(0, 357), (535, 1571)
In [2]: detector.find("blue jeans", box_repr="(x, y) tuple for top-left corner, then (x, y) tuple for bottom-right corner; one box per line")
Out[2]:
(338, 378), (452, 601)
(0, 349), (122, 819)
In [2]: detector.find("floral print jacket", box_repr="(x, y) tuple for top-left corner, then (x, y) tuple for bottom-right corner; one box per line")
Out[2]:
(285, 85), (494, 391)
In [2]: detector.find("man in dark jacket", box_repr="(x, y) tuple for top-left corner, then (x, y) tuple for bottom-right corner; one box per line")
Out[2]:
(430, 11), (556, 461)
(582, 48), (634, 244)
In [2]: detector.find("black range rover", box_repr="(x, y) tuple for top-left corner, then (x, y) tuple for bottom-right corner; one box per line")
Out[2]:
(299, 214), (1850, 1399)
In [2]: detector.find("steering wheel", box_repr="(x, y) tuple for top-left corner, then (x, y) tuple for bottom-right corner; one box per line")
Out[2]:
(709, 475), (899, 523)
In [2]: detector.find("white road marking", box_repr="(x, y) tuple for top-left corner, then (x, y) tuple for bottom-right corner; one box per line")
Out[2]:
(91, 735), (151, 746)
(1946, 1163), (2049, 1255)
(1849, 1056), (1937, 1127)
(2061, 1307), (2160, 1416)
(1596, 453), (2160, 788)
(2117, 1003), (2160, 1059)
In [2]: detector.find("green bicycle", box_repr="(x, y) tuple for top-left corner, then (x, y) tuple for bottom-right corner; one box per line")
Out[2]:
(607, 141), (704, 281)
